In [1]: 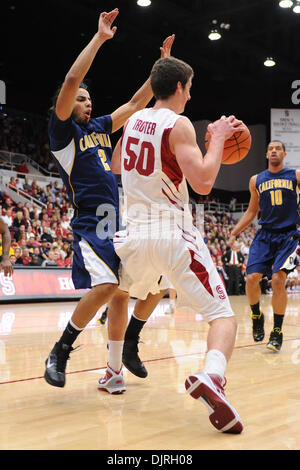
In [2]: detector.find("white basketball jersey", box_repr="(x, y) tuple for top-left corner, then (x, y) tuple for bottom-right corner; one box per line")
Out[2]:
(120, 107), (193, 231)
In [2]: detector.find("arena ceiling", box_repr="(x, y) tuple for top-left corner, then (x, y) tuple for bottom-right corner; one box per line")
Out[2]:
(1, 0), (300, 129)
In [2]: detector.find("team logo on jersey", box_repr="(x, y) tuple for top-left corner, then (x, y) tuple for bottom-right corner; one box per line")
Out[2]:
(216, 285), (226, 300)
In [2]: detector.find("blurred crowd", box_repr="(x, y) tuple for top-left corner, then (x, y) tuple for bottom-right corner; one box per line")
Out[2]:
(0, 107), (58, 174)
(0, 178), (74, 268)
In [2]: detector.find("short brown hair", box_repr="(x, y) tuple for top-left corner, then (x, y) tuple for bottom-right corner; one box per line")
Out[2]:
(150, 57), (194, 100)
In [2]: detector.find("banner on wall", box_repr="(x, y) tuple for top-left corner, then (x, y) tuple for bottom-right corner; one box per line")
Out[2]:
(271, 109), (300, 169)
(0, 268), (88, 302)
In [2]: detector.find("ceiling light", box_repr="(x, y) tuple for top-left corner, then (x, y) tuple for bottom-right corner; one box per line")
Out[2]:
(264, 57), (276, 67)
(208, 29), (221, 40)
(279, 0), (293, 7)
(137, 0), (151, 6)
(293, 1), (300, 12)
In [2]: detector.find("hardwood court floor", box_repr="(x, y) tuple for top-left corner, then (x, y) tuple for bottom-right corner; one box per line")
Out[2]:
(0, 294), (300, 450)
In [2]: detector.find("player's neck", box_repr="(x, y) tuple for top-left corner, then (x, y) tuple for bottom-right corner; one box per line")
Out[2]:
(268, 163), (284, 174)
(153, 98), (181, 114)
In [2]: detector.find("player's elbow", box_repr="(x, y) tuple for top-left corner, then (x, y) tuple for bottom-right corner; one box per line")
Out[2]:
(189, 181), (213, 195)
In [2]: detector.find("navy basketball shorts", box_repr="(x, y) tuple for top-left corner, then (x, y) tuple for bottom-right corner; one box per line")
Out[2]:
(71, 214), (120, 289)
(246, 228), (299, 278)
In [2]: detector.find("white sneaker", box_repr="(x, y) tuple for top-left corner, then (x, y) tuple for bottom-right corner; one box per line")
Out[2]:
(98, 364), (126, 394)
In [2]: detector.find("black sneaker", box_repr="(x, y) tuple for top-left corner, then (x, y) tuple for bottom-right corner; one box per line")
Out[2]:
(44, 342), (74, 387)
(251, 312), (265, 342)
(98, 307), (108, 325)
(122, 338), (148, 378)
(267, 327), (283, 352)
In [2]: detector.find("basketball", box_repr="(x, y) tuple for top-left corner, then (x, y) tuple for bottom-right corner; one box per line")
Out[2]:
(205, 123), (252, 165)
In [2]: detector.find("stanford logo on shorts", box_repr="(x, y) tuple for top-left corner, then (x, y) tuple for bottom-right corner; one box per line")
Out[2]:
(216, 285), (226, 300)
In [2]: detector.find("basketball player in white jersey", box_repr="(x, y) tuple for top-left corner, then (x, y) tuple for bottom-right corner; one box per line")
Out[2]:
(111, 57), (244, 434)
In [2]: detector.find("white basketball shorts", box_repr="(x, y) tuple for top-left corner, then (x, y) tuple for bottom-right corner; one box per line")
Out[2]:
(114, 226), (234, 322)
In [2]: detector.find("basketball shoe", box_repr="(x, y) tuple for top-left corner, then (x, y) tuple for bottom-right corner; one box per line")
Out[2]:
(185, 372), (243, 434)
(251, 312), (265, 342)
(122, 337), (148, 378)
(266, 327), (283, 352)
(98, 364), (126, 394)
(44, 342), (74, 388)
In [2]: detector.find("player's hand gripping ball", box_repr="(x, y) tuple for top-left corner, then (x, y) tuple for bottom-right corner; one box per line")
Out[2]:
(205, 121), (252, 165)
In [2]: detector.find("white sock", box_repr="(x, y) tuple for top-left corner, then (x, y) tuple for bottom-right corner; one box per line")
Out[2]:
(203, 349), (227, 385)
(108, 340), (124, 372)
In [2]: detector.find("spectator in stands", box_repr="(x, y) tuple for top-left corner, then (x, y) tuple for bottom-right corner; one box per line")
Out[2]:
(14, 224), (27, 242)
(12, 211), (26, 231)
(52, 248), (65, 267)
(229, 197), (237, 212)
(1, 207), (13, 227)
(222, 244), (245, 295)
(31, 246), (44, 265)
(31, 180), (38, 193)
(30, 255), (42, 266)
(9, 254), (17, 265)
(64, 250), (73, 267)
(26, 235), (36, 254)
(16, 160), (29, 174)
(42, 250), (58, 267)
(15, 179), (23, 191)
(40, 239), (50, 260)
(23, 177), (32, 194)
(41, 226), (53, 243)
(21, 248), (32, 266)
(8, 177), (17, 190)
(13, 247), (23, 265)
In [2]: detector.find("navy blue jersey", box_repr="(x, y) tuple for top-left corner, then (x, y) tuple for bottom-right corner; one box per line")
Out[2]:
(256, 168), (300, 230)
(48, 111), (119, 227)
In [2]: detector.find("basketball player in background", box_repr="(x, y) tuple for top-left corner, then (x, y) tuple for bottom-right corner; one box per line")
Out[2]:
(111, 56), (245, 434)
(229, 141), (300, 351)
(44, 8), (174, 391)
(0, 217), (13, 276)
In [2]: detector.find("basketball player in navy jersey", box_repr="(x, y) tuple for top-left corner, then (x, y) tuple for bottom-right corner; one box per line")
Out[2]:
(229, 141), (300, 351)
(44, 8), (174, 390)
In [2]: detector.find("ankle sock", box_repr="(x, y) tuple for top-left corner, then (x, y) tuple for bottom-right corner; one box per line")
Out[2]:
(273, 313), (284, 330)
(108, 340), (124, 371)
(250, 302), (261, 318)
(204, 349), (227, 385)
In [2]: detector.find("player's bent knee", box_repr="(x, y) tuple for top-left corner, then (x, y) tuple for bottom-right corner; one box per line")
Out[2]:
(92, 282), (118, 297)
(246, 273), (262, 286)
(272, 271), (287, 290)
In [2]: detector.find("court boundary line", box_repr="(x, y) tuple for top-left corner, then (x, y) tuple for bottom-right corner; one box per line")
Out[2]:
(1, 337), (299, 385)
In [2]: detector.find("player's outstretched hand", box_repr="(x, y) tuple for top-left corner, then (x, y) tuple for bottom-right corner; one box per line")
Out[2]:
(160, 34), (175, 58)
(98, 8), (119, 42)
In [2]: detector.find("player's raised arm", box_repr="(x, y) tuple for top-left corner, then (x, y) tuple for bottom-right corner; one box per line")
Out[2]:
(111, 34), (175, 133)
(56, 9), (119, 121)
(171, 115), (243, 195)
